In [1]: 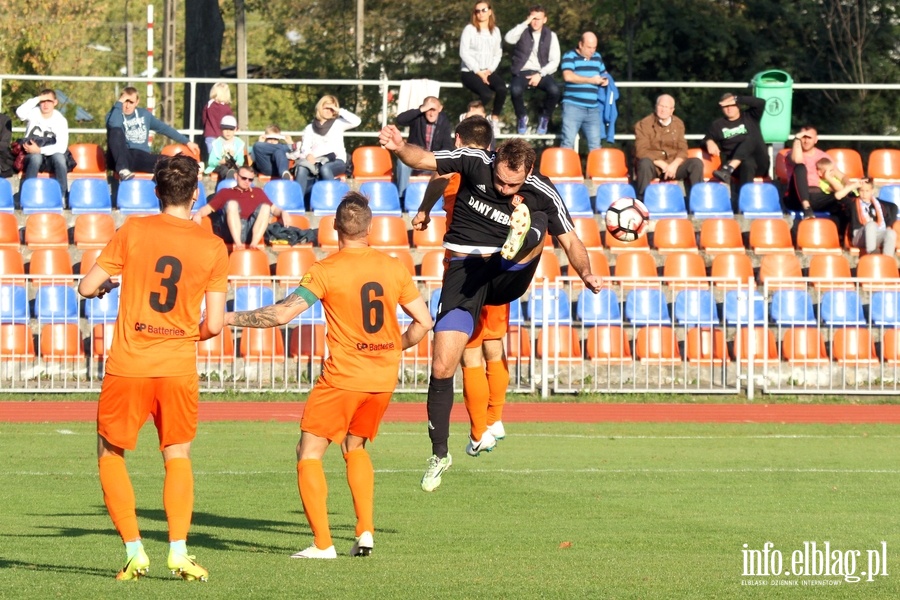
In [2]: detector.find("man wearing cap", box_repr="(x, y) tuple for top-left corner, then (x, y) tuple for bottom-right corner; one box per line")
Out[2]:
(205, 115), (246, 181)
(703, 93), (768, 207)
(105, 86), (201, 181)
(783, 125), (844, 220)
(16, 89), (70, 199)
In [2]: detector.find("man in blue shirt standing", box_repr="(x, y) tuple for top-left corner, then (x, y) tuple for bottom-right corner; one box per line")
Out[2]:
(559, 32), (607, 153)
(106, 87), (200, 181)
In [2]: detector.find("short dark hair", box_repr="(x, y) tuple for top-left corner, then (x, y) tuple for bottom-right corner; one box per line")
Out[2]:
(335, 191), (372, 240)
(456, 116), (493, 150)
(122, 86), (139, 97)
(495, 138), (536, 174)
(155, 155), (199, 209)
(39, 89), (56, 99)
(529, 4), (546, 14)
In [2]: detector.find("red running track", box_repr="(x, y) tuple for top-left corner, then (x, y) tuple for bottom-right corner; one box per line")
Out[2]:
(2, 402), (900, 424)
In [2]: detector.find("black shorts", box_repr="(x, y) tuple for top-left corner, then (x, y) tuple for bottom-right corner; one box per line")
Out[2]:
(435, 253), (541, 327)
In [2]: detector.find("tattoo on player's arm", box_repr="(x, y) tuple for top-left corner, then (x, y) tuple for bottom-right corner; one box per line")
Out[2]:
(229, 292), (307, 328)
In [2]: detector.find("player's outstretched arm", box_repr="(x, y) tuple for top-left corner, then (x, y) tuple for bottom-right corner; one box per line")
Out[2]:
(412, 174), (452, 230)
(379, 125), (437, 171)
(199, 291), (227, 341)
(557, 231), (603, 293)
(225, 289), (311, 328)
(399, 296), (433, 350)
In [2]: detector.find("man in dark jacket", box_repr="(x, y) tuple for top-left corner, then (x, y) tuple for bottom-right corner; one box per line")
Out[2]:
(504, 5), (561, 135)
(394, 96), (454, 199)
(703, 93), (769, 206)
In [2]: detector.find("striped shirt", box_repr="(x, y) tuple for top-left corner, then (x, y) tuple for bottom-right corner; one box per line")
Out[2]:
(561, 50), (606, 108)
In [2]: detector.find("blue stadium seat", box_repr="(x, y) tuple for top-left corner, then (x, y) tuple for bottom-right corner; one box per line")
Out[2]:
(738, 182), (783, 218)
(359, 181), (402, 216)
(216, 178), (238, 192)
(34, 285), (79, 323)
(0, 284), (29, 324)
(508, 297), (525, 326)
(527, 287), (572, 324)
(116, 180), (160, 214)
(555, 182), (594, 217)
(193, 181), (208, 213)
(264, 179), (305, 212)
(310, 180), (351, 215)
(820, 290), (866, 326)
(232, 285), (275, 313)
(0, 178), (15, 213)
(594, 182), (636, 214)
(625, 289), (671, 326)
(769, 290), (816, 326)
(871, 291), (900, 327)
(69, 179), (113, 214)
(576, 288), (621, 325)
(396, 303), (412, 325)
(20, 178), (65, 214)
(674, 289), (719, 326)
(402, 181), (447, 216)
(291, 299), (325, 325)
(688, 182), (732, 219)
(84, 286), (120, 323)
(879, 184), (900, 207)
(429, 288), (442, 321)
(642, 183), (688, 219)
(723, 290), (765, 326)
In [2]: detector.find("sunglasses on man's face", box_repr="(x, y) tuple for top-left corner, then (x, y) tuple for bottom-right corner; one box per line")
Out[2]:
(237, 175), (254, 182)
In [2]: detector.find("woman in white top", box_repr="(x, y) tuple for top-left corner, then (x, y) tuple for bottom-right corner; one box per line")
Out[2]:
(459, 2), (505, 132)
(292, 95), (361, 198)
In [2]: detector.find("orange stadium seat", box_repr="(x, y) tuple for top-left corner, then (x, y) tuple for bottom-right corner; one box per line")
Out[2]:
(856, 254), (900, 290)
(419, 249), (446, 281)
(28, 248), (73, 286)
(710, 253), (754, 289)
(652, 218), (697, 253)
(586, 249), (611, 279)
(613, 252), (658, 290)
(883, 329), (900, 364)
(383, 249), (416, 277)
(663, 252), (707, 289)
(532, 250), (561, 286)
(73, 213), (116, 249)
(239, 327), (286, 362)
(412, 215), (447, 250)
(687, 147), (721, 182)
(605, 229), (651, 253)
(0, 323), (36, 360)
(0, 248), (25, 281)
(807, 254), (853, 290)
(77, 248), (101, 276)
(635, 326), (681, 364)
(197, 327), (235, 365)
(351, 146), (393, 182)
(288, 324), (327, 367)
(572, 217), (602, 249)
(774, 148), (791, 185)
(317, 215), (339, 251)
(161, 143), (201, 160)
(586, 148), (629, 183)
(228, 249), (270, 284)
(536, 324), (582, 361)
(505, 326), (532, 365)
(699, 218), (744, 254)
(0, 213), (20, 249)
(368, 216), (409, 249)
(758, 253), (804, 290)
(831, 327), (878, 364)
(868, 149), (900, 183)
(685, 327), (727, 365)
(280, 212), (311, 230)
(24, 212), (69, 249)
(749, 218), (793, 254)
(402, 336), (432, 367)
(539, 147), (583, 183)
(825, 148), (864, 180)
(732, 327), (778, 364)
(39, 323), (85, 363)
(796, 218), (841, 254)
(91, 323), (115, 359)
(781, 327), (828, 364)
(585, 325), (632, 363)
(68, 143), (107, 179)
(275, 247), (317, 288)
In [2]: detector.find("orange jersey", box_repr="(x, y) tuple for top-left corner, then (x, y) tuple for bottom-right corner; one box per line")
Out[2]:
(98, 214), (229, 377)
(299, 247), (419, 392)
(441, 173), (461, 219)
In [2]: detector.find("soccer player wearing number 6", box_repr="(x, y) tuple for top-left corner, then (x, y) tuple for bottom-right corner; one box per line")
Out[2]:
(225, 191), (432, 559)
(78, 154), (229, 581)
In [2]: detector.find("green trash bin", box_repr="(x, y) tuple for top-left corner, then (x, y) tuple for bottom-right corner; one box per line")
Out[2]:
(752, 70), (793, 143)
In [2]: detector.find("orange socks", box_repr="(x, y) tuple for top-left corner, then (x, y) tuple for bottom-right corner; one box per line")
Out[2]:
(297, 459), (332, 549)
(344, 448), (374, 536)
(463, 365), (490, 440)
(486, 359), (509, 424)
(98, 454), (140, 543)
(163, 458), (193, 542)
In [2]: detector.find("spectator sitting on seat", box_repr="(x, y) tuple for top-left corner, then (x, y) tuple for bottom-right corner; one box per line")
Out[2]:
(205, 115), (245, 181)
(459, 2), (506, 135)
(251, 124), (293, 180)
(201, 82), (235, 157)
(192, 165), (281, 250)
(291, 95), (361, 200)
(783, 126), (844, 221)
(16, 89), (70, 198)
(813, 156), (858, 236)
(395, 96), (454, 199)
(560, 32), (607, 154)
(633, 94), (702, 201)
(850, 179), (896, 256)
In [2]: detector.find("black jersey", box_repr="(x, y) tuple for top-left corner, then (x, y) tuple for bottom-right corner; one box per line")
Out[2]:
(704, 95), (766, 160)
(434, 147), (575, 254)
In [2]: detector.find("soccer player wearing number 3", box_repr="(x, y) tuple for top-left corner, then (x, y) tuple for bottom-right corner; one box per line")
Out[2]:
(78, 154), (229, 581)
(225, 191), (432, 559)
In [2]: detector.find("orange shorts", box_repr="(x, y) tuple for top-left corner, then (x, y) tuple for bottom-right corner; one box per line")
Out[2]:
(467, 304), (510, 349)
(300, 382), (392, 444)
(97, 374), (199, 451)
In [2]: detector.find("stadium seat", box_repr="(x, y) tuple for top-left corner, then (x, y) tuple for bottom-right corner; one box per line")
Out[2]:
(351, 146), (393, 182)
(73, 213), (116, 249)
(68, 178), (113, 214)
(723, 290), (765, 327)
(652, 218), (697, 253)
(536, 324), (582, 361)
(825, 148), (864, 180)
(699, 218), (744, 254)
(28, 248), (73, 285)
(505, 325), (532, 365)
(774, 148), (791, 185)
(635, 326), (681, 364)
(419, 250), (446, 282)
(711, 253), (754, 289)
(34, 285), (79, 323)
(0, 179), (13, 213)
(586, 148), (629, 183)
(820, 290), (866, 326)
(539, 147), (584, 183)
(239, 327), (286, 362)
(868, 149), (900, 183)
(368, 216), (409, 249)
(585, 325), (632, 363)
(116, 179), (160, 214)
(605, 226), (651, 253)
(796, 218), (841, 254)
(0, 248), (25, 280)
(685, 327), (727, 365)
(674, 289), (719, 326)
(197, 327), (235, 365)
(24, 212), (68, 249)
(275, 247), (317, 288)
(508, 297), (525, 326)
(758, 253), (804, 289)
(0, 323), (35, 360)
(228, 249), (270, 283)
(686, 147), (721, 182)
(732, 327), (779, 364)
(883, 329), (900, 364)
(527, 287), (572, 325)
(625, 288), (670, 326)
(216, 178), (238, 192)
(879, 185), (900, 207)
(556, 182), (594, 216)
(0, 214), (19, 249)
(288, 324), (327, 365)
(412, 215), (447, 250)
(264, 179), (305, 213)
(749, 218), (793, 254)
(93, 324), (116, 360)
(571, 248), (611, 294)
(738, 182), (783, 218)
(614, 252), (658, 289)
(832, 327), (878, 364)
(688, 182), (732, 218)
(781, 327), (828, 363)
(161, 143), (200, 160)
(383, 249), (416, 277)
(770, 289), (817, 326)
(594, 182), (637, 214)
(68, 143), (107, 179)
(20, 178), (64, 214)
(576, 288), (621, 325)
(359, 181), (403, 216)
(309, 179), (350, 216)
(856, 254), (900, 289)
(84, 286), (120, 323)
(232, 285), (275, 313)
(571, 217), (602, 248)
(642, 183), (687, 219)
(290, 300), (325, 325)
(39, 323), (85, 363)
(403, 180), (447, 216)
(871, 291), (900, 328)
(77, 248), (101, 276)
(0, 284), (29, 324)
(808, 254), (853, 290)
(532, 250), (562, 285)
(316, 215), (339, 251)
(663, 252), (707, 289)
(429, 288), (442, 321)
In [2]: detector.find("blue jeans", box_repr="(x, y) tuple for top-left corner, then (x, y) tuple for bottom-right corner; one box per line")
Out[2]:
(23, 152), (68, 197)
(293, 159), (346, 198)
(560, 102), (601, 152)
(251, 142), (290, 177)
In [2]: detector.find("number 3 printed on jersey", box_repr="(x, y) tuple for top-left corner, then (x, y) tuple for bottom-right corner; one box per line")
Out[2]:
(149, 256), (182, 313)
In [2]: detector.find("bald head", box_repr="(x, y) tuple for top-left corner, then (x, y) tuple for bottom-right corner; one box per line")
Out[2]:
(577, 32), (598, 58)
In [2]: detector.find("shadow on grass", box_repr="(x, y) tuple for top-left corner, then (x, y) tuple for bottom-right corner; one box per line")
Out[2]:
(0, 556), (111, 578)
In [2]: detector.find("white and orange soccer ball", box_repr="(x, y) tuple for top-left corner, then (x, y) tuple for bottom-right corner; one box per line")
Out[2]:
(605, 197), (650, 242)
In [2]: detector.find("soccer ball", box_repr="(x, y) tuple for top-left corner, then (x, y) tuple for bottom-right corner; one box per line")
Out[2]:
(605, 197), (650, 242)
